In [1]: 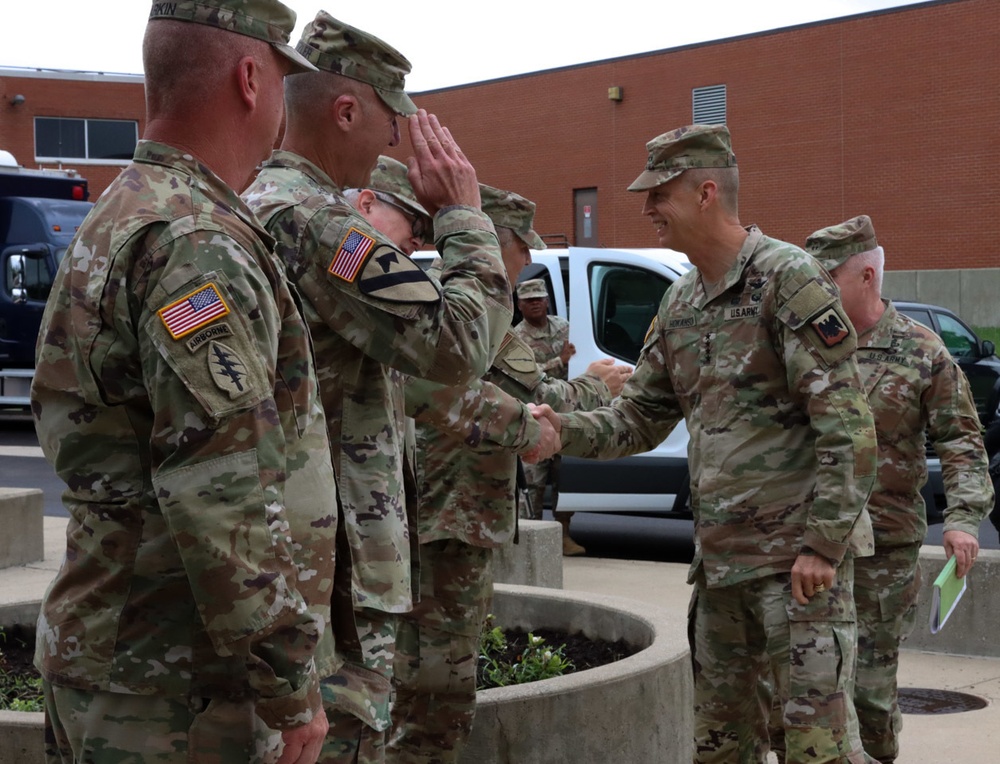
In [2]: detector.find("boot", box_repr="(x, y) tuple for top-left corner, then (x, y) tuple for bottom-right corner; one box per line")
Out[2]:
(557, 513), (586, 556)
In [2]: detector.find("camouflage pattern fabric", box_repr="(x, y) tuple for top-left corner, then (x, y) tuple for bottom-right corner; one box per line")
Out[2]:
(512, 314), (571, 518)
(558, 226), (878, 760)
(148, 0), (317, 73)
(388, 540), (493, 763)
(44, 684), (284, 764)
(388, 325), (611, 760)
(512, 314), (570, 379)
(856, 302), (991, 546)
(409, 326), (610, 546)
(559, 226), (877, 585)
(691, 558), (864, 764)
(243, 151), (510, 742)
(32, 141), (338, 737)
(848, 303), (990, 761)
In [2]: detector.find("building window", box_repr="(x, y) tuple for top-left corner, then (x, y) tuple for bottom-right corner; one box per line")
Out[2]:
(35, 117), (138, 164)
(692, 85), (727, 124)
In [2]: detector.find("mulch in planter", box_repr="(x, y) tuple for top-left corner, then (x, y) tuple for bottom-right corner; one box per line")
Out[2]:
(478, 627), (640, 691)
(0, 624), (42, 709)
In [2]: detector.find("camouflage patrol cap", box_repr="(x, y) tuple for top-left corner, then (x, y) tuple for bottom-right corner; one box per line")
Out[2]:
(480, 184), (546, 250)
(627, 124), (737, 192)
(517, 279), (548, 300)
(296, 11), (417, 116)
(368, 156), (430, 224)
(805, 215), (879, 272)
(148, 0), (317, 72)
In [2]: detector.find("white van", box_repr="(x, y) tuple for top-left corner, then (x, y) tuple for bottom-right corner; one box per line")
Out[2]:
(416, 246), (695, 518)
(519, 247), (693, 518)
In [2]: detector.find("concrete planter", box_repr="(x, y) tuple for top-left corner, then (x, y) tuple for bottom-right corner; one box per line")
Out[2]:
(0, 610), (42, 764)
(460, 583), (693, 764)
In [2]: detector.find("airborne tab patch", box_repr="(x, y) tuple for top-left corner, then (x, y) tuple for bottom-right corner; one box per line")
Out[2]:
(811, 308), (850, 347)
(329, 227), (376, 282)
(158, 283), (230, 340)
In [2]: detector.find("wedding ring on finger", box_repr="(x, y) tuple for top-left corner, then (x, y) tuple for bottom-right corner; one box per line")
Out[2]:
(814, 583), (826, 593)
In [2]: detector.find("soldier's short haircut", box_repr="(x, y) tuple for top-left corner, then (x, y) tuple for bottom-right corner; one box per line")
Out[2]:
(284, 69), (370, 123)
(842, 245), (885, 293)
(495, 226), (518, 250)
(683, 166), (740, 216)
(143, 20), (266, 118)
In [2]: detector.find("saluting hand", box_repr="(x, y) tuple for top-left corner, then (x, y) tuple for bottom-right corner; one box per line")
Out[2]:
(407, 110), (480, 215)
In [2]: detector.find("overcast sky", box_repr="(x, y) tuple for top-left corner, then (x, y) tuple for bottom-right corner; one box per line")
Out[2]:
(2, 1), (927, 92)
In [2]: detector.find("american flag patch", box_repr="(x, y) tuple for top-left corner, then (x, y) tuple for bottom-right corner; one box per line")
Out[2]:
(329, 227), (376, 282)
(158, 283), (230, 340)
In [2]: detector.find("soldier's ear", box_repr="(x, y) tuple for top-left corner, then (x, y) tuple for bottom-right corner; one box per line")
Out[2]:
(355, 189), (377, 215)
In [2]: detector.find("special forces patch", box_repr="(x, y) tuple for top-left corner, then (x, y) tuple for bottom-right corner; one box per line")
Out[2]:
(207, 341), (250, 399)
(811, 307), (850, 347)
(158, 283), (230, 340)
(328, 227), (376, 282)
(358, 245), (440, 303)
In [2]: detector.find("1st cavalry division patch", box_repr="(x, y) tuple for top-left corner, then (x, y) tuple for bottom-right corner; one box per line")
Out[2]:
(811, 307), (850, 347)
(159, 283), (230, 340)
(329, 227), (376, 282)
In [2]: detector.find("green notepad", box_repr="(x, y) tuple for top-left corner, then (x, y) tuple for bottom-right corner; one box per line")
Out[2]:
(929, 555), (967, 634)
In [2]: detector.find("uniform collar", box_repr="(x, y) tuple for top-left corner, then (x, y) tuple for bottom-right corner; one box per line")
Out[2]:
(694, 225), (762, 306)
(858, 299), (897, 350)
(262, 150), (343, 195)
(133, 140), (273, 246)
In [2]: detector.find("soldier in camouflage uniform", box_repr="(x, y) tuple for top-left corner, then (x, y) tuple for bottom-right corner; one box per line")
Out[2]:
(387, 185), (630, 763)
(31, 3), (334, 763)
(512, 278), (587, 554)
(241, 13), (512, 764)
(793, 216), (992, 763)
(543, 125), (878, 763)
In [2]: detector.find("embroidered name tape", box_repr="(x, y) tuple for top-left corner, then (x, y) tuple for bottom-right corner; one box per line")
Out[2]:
(159, 283), (230, 340)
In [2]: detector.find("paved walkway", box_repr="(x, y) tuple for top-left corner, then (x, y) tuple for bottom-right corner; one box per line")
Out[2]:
(564, 555), (1000, 764)
(4, 519), (997, 762)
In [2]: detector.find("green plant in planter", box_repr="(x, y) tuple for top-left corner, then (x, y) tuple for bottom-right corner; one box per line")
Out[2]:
(478, 615), (574, 689)
(0, 629), (44, 713)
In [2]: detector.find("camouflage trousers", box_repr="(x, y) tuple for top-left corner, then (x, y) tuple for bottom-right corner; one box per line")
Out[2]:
(522, 454), (561, 520)
(387, 539), (494, 763)
(320, 607), (397, 764)
(42, 683), (284, 764)
(851, 543), (921, 763)
(690, 558), (866, 764)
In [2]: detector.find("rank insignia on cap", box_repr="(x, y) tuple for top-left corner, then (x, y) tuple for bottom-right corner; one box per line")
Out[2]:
(329, 227), (376, 282)
(158, 283), (230, 340)
(811, 307), (850, 348)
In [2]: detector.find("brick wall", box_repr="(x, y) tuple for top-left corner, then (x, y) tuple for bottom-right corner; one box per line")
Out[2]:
(1, 0), (996, 272)
(401, 0), (999, 272)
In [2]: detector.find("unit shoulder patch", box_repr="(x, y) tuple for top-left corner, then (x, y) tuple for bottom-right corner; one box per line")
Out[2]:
(810, 307), (850, 348)
(357, 245), (440, 303)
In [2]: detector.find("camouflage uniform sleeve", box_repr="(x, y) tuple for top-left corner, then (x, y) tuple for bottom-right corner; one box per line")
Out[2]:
(924, 339), (995, 536)
(295, 204), (511, 386)
(404, 376), (541, 453)
(558, 315), (685, 458)
(775, 273), (878, 564)
(533, 371), (610, 412)
(142, 230), (322, 729)
(540, 319), (570, 375)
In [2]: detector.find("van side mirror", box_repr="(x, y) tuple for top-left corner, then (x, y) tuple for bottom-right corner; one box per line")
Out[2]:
(6, 254), (27, 304)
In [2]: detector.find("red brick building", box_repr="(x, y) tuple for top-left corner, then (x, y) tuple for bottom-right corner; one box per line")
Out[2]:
(1, 0), (997, 287)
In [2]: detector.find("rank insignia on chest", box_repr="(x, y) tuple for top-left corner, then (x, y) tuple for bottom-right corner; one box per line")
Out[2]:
(811, 307), (850, 348)
(158, 283), (230, 340)
(329, 227), (376, 282)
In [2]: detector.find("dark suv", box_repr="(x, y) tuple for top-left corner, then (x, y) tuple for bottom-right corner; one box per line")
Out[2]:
(893, 301), (1000, 521)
